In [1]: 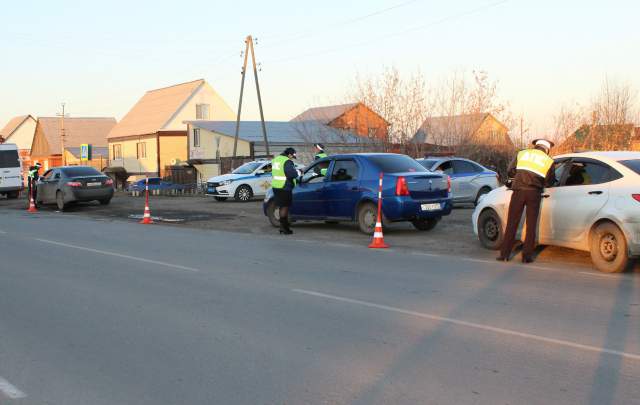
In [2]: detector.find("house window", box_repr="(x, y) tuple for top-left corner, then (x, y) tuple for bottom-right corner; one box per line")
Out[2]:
(196, 104), (210, 120)
(193, 128), (201, 147)
(112, 144), (122, 160)
(136, 142), (147, 159)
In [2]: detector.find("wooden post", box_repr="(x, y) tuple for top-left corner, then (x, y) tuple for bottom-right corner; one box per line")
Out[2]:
(232, 37), (250, 163)
(249, 36), (270, 157)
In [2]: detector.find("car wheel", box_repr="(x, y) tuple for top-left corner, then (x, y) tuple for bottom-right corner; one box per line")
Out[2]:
(214, 197), (228, 202)
(590, 222), (629, 273)
(474, 187), (492, 207)
(234, 185), (253, 202)
(357, 202), (378, 234)
(411, 218), (439, 231)
(56, 191), (66, 211)
(99, 198), (111, 205)
(478, 209), (503, 250)
(266, 200), (280, 228)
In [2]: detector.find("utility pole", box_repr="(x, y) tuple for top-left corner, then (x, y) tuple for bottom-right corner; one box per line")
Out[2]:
(232, 35), (270, 165)
(57, 103), (67, 166)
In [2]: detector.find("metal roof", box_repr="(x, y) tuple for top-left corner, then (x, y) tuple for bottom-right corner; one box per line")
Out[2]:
(187, 121), (373, 144)
(290, 103), (358, 124)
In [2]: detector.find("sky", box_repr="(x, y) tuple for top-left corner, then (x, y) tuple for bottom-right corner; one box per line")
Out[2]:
(1, 0), (638, 137)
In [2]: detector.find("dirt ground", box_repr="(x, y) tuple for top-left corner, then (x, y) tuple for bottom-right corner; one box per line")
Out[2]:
(4, 190), (630, 273)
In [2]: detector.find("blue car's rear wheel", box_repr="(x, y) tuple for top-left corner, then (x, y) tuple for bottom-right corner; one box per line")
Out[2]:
(357, 202), (377, 234)
(266, 201), (280, 228)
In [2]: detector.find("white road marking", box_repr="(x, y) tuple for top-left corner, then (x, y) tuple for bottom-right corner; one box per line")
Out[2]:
(0, 376), (26, 399)
(579, 271), (620, 279)
(34, 239), (199, 272)
(293, 288), (640, 361)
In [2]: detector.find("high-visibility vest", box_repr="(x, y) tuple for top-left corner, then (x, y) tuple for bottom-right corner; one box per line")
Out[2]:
(28, 168), (38, 179)
(315, 152), (328, 160)
(271, 155), (290, 189)
(516, 149), (554, 178)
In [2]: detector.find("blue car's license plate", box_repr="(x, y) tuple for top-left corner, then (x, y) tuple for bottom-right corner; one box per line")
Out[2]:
(421, 203), (441, 211)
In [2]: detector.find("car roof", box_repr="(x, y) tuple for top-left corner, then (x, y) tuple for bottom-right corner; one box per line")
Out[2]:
(555, 151), (640, 164)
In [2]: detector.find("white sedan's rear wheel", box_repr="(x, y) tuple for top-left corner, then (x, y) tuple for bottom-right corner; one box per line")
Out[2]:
(590, 222), (629, 273)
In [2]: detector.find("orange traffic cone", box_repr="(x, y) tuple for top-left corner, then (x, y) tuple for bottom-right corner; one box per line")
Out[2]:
(368, 220), (388, 249)
(140, 204), (153, 224)
(139, 178), (153, 224)
(368, 173), (388, 248)
(27, 188), (38, 213)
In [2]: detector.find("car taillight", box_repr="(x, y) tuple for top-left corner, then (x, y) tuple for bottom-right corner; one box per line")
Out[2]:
(447, 175), (452, 193)
(66, 181), (82, 187)
(105, 179), (113, 186)
(633, 194), (640, 203)
(396, 176), (410, 196)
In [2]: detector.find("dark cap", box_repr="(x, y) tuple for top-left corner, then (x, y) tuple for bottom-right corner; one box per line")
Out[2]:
(283, 147), (297, 158)
(314, 143), (325, 151)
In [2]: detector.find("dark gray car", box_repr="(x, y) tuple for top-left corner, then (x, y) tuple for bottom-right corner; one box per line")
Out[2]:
(36, 166), (114, 211)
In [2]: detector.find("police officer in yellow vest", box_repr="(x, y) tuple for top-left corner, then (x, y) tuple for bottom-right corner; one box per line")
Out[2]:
(272, 148), (300, 235)
(314, 143), (328, 161)
(498, 139), (555, 263)
(27, 162), (42, 208)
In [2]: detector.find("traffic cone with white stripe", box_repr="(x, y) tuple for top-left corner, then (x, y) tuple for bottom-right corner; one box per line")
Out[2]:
(368, 173), (388, 248)
(139, 177), (153, 224)
(368, 220), (388, 249)
(27, 188), (38, 213)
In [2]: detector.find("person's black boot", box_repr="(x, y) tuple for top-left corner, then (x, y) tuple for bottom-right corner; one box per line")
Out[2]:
(279, 218), (293, 235)
(522, 255), (534, 264)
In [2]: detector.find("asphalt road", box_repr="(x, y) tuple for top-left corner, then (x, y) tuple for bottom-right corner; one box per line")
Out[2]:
(1, 209), (639, 404)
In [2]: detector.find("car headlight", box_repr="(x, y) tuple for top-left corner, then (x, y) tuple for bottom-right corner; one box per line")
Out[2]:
(220, 180), (233, 186)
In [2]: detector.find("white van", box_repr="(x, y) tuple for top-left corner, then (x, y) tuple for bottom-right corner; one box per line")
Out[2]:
(0, 143), (23, 199)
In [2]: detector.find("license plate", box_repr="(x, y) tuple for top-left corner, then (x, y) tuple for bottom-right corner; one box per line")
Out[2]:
(421, 203), (441, 211)
(87, 182), (101, 187)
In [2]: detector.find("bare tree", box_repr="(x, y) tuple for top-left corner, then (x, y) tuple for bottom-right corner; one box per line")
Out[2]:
(348, 66), (428, 150)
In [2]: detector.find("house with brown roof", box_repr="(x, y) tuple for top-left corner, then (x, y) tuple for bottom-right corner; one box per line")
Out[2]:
(30, 117), (116, 171)
(291, 102), (389, 141)
(555, 124), (638, 154)
(412, 113), (513, 149)
(107, 79), (235, 178)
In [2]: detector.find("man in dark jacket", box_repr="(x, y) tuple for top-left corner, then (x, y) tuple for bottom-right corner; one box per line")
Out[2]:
(271, 148), (300, 234)
(27, 162), (42, 207)
(498, 139), (555, 263)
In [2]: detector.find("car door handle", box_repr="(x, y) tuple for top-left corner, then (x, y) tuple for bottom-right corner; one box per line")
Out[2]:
(588, 191), (603, 195)
(542, 194), (550, 198)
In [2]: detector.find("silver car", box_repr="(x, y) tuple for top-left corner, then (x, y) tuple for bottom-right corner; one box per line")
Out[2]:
(473, 151), (640, 273)
(417, 157), (499, 205)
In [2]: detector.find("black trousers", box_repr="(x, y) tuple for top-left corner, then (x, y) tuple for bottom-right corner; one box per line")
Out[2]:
(500, 189), (542, 258)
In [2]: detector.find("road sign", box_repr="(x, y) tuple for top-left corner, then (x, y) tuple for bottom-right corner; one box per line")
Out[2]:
(81, 144), (92, 161)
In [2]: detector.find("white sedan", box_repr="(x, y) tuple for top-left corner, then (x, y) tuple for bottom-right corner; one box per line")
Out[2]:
(473, 151), (640, 273)
(206, 160), (304, 202)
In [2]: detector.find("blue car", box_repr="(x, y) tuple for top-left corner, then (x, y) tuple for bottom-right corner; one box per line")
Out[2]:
(263, 153), (452, 233)
(127, 177), (185, 192)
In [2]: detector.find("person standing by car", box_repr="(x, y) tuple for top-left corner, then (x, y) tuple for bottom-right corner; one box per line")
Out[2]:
(497, 139), (555, 263)
(271, 148), (299, 235)
(314, 143), (328, 161)
(27, 162), (42, 207)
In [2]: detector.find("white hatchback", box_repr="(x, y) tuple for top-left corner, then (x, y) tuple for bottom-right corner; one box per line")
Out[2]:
(473, 152), (640, 273)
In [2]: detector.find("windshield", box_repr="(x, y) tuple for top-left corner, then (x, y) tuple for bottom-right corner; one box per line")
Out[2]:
(232, 162), (262, 174)
(61, 167), (102, 177)
(620, 159), (640, 175)
(368, 155), (428, 173)
(417, 159), (438, 170)
(0, 149), (20, 168)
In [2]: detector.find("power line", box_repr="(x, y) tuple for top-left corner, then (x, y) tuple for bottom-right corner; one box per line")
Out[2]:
(261, 0), (422, 48)
(263, 0), (509, 65)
